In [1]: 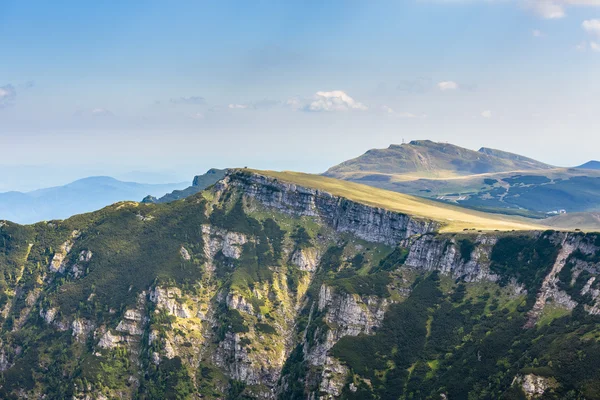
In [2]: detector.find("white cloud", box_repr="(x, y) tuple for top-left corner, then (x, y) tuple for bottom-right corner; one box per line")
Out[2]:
(306, 90), (368, 112)
(591, 41), (600, 51)
(528, 1), (565, 18)
(228, 104), (249, 109)
(438, 81), (459, 91)
(0, 84), (16, 109)
(583, 19), (600, 36)
(399, 112), (427, 118)
(527, 0), (600, 19)
(532, 29), (544, 37)
(432, 0), (600, 19)
(481, 110), (493, 118)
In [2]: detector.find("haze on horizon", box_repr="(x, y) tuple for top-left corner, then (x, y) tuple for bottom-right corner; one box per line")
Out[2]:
(1, 0), (599, 191)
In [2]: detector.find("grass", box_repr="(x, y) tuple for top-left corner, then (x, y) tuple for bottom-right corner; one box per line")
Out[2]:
(246, 169), (548, 232)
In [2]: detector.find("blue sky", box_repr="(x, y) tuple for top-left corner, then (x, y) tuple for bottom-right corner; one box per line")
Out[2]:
(1, 0), (599, 190)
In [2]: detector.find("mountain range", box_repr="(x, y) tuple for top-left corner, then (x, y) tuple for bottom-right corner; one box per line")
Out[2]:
(325, 140), (600, 219)
(0, 169), (599, 399)
(0, 177), (188, 224)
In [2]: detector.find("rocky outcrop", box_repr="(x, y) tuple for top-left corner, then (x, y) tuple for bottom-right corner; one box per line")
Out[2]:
(515, 374), (558, 399)
(291, 248), (319, 272)
(97, 329), (124, 350)
(302, 285), (390, 398)
(72, 319), (95, 342)
(202, 225), (248, 273)
(149, 287), (191, 318)
(402, 234), (498, 281)
(215, 171), (439, 245)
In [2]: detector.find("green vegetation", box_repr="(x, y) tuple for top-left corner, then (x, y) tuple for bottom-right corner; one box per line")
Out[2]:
(490, 232), (560, 300)
(459, 238), (475, 263)
(329, 268), (600, 400)
(1, 168), (599, 399)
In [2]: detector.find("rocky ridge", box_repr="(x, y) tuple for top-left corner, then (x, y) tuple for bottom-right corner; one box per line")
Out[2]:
(0, 171), (599, 399)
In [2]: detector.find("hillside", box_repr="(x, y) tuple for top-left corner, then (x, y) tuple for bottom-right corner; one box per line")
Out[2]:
(325, 140), (553, 179)
(0, 169), (599, 399)
(0, 177), (188, 224)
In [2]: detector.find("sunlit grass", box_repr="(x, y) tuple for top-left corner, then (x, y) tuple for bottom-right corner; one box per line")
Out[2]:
(248, 169), (549, 232)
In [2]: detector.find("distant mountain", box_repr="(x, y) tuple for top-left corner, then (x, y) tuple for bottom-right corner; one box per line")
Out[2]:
(142, 168), (226, 204)
(325, 140), (553, 179)
(324, 140), (600, 217)
(0, 177), (188, 224)
(576, 160), (600, 170)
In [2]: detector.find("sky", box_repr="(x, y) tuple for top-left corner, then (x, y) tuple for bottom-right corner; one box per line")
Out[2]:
(1, 0), (599, 191)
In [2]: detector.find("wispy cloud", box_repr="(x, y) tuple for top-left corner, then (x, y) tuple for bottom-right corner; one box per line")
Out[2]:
(305, 90), (368, 112)
(527, 0), (600, 19)
(74, 107), (114, 117)
(228, 104), (249, 109)
(532, 29), (544, 37)
(438, 81), (460, 91)
(169, 96), (206, 105)
(577, 19), (600, 53)
(431, 0), (600, 19)
(382, 106), (427, 118)
(0, 84), (17, 109)
(481, 110), (493, 118)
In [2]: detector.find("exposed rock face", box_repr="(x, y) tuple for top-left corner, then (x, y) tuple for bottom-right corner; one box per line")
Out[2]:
(517, 374), (558, 399)
(49, 240), (74, 273)
(402, 233), (498, 281)
(179, 246), (191, 260)
(302, 285), (390, 398)
(98, 329), (123, 349)
(202, 225), (248, 261)
(215, 171), (439, 245)
(317, 284), (387, 338)
(72, 319), (95, 342)
(291, 247), (319, 272)
(149, 287), (191, 318)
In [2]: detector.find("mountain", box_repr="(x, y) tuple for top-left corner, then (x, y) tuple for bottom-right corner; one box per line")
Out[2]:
(325, 141), (600, 218)
(142, 168), (226, 204)
(0, 169), (599, 399)
(0, 176), (188, 224)
(325, 140), (553, 179)
(576, 160), (600, 170)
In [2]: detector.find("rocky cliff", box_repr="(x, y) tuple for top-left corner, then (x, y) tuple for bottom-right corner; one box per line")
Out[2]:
(0, 171), (599, 399)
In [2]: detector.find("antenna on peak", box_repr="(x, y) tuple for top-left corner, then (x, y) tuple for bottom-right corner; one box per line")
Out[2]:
(402, 138), (405, 144)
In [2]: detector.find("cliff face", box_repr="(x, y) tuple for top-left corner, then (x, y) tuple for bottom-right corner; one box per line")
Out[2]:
(0, 171), (599, 399)
(216, 170), (440, 245)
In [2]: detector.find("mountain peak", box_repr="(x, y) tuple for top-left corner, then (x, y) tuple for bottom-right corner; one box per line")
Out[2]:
(576, 160), (600, 170)
(325, 140), (552, 178)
